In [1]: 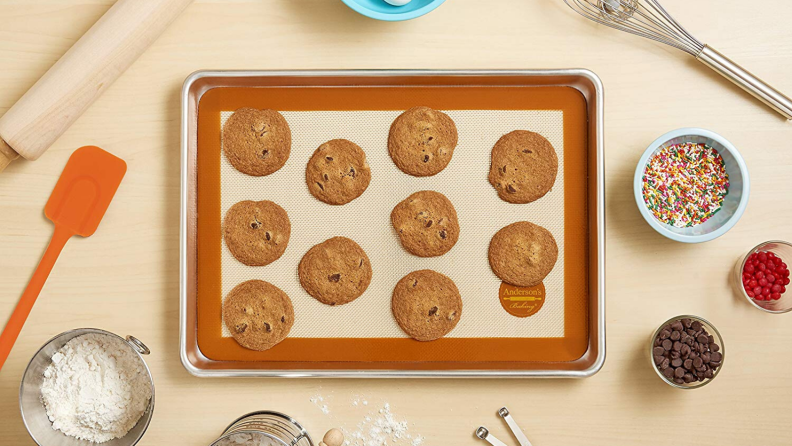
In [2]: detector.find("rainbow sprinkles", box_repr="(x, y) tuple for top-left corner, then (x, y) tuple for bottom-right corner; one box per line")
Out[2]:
(642, 143), (730, 228)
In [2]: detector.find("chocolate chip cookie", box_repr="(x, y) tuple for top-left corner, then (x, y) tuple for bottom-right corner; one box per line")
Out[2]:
(306, 139), (372, 205)
(298, 236), (373, 306)
(222, 108), (291, 176)
(388, 106), (458, 177)
(223, 280), (294, 351)
(488, 221), (558, 287)
(391, 190), (460, 257)
(392, 270), (462, 342)
(488, 130), (558, 203)
(224, 200), (291, 266)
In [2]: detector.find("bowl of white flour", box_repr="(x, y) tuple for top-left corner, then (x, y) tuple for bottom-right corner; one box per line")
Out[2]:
(19, 328), (155, 446)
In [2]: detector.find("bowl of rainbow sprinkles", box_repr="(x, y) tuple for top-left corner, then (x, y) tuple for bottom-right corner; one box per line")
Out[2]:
(634, 128), (749, 243)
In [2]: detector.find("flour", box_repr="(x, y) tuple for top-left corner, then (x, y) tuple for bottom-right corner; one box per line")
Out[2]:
(213, 432), (281, 446)
(40, 334), (152, 443)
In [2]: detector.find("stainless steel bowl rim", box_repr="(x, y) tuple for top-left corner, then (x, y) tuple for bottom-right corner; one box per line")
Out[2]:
(19, 328), (156, 446)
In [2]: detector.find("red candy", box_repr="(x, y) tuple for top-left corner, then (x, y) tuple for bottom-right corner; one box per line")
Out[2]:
(743, 251), (789, 303)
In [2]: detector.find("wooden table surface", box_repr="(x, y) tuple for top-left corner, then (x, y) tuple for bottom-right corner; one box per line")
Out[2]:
(1, 1), (791, 444)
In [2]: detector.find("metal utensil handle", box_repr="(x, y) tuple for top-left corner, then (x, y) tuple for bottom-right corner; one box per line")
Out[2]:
(697, 45), (792, 121)
(475, 427), (510, 446)
(498, 407), (533, 446)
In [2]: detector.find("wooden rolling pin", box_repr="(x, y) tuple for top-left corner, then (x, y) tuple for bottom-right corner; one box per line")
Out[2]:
(0, 0), (193, 172)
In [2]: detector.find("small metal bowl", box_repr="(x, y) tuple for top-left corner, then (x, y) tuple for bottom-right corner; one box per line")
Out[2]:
(634, 128), (750, 243)
(733, 240), (792, 314)
(20, 328), (155, 446)
(649, 315), (725, 389)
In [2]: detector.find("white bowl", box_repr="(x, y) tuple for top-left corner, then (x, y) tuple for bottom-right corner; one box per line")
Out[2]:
(633, 128), (750, 243)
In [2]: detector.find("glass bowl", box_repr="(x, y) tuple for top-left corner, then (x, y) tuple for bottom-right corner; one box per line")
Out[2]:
(649, 315), (725, 389)
(733, 240), (792, 313)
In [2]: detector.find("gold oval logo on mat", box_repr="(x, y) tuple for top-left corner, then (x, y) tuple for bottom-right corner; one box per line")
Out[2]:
(499, 282), (546, 318)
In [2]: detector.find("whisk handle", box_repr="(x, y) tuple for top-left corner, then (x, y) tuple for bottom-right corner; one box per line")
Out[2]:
(697, 45), (792, 121)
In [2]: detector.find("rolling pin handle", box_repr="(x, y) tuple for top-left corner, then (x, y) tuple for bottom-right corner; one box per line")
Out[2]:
(0, 139), (19, 173)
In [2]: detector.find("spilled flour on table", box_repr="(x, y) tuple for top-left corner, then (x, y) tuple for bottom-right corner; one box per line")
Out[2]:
(311, 394), (424, 446)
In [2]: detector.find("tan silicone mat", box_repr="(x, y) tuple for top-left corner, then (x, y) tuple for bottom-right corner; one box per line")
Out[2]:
(219, 110), (565, 339)
(191, 81), (594, 368)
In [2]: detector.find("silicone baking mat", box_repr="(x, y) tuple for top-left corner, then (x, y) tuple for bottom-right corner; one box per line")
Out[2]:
(187, 76), (599, 372)
(219, 110), (565, 339)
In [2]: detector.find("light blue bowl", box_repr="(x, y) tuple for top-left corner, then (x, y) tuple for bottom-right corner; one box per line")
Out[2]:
(341, 0), (446, 21)
(633, 128), (750, 244)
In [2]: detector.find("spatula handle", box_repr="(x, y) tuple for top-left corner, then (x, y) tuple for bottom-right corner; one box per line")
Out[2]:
(0, 0), (193, 172)
(0, 225), (73, 371)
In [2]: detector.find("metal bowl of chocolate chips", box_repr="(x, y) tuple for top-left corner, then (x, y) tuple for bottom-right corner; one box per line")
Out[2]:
(650, 315), (724, 389)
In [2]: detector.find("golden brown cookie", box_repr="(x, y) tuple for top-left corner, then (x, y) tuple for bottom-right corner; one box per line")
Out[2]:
(488, 221), (558, 287)
(388, 106), (458, 177)
(391, 191), (460, 257)
(392, 270), (462, 342)
(222, 108), (291, 176)
(306, 139), (372, 205)
(223, 280), (294, 351)
(488, 130), (558, 203)
(224, 200), (291, 266)
(298, 237), (373, 306)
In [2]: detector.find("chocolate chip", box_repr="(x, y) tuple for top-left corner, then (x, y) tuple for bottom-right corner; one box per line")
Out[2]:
(316, 182), (325, 191)
(439, 230), (447, 239)
(662, 339), (673, 351)
(710, 343), (720, 352)
(425, 220), (433, 228)
(235, 323), (247, 334)
(325, 156), (334, 161)
(661, 358), (670, 369)
(684, 359), (693, 370)
(705, 369), (713, 378)
(682, 318), (692, 329)
(655, 355), (665, 366)
(263, 322), (272, 332)
(663, 367), (675, 378)
(684, 373), (695, 383)
(675, 368), (685, 378)
(711, 352), (723, 363)
(671, 351), (681, 359)
(506, 184), (517, 193)
(660, 329), (671, 339)
(671, 358), (682, 368)
(681, 344), (691, 356)
(670, 330), (680, 341)
(423, 155), (430, 163)
(697, 334), (709, 344)
(653, 347), (665, 357)
(692, 321), (702, 331)
(328, 274), (341, 282)
(265, 231), (272, 241)
(673, 341), (682, 352)
(672, 321), (684, 331)
(702, 352), (711, 363)
(428, 306), (438, 316)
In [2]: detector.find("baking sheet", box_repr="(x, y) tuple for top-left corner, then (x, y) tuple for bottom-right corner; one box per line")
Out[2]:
(219, 110), (566, 338)
(180, 70), (605, 376)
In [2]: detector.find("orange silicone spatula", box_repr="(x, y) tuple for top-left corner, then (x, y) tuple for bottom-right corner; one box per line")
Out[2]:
(0, 146), (126, 371)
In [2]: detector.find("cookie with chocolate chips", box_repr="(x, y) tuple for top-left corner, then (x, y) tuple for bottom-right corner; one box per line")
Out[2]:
(388, 106), (458, 177)
(392, 270), (462, 342)
(224, 200), (291, 266)
(488, 130), (558, 203)
(488, 221), (558, 287)
(391, 190), (460, 257)
(298, 236), (373, 306)
(222, 108), (291, 176)
(223, 280), (294, 351)
(306, 139), (372, 205)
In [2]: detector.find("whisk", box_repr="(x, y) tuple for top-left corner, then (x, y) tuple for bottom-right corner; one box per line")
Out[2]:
(564, 0), (792, 120)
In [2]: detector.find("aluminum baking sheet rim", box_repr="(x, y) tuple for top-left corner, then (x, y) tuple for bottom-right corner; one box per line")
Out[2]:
(179, 69), (606, 378)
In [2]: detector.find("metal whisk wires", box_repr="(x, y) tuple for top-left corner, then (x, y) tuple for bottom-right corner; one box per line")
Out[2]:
(563, 0), (704, 55)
